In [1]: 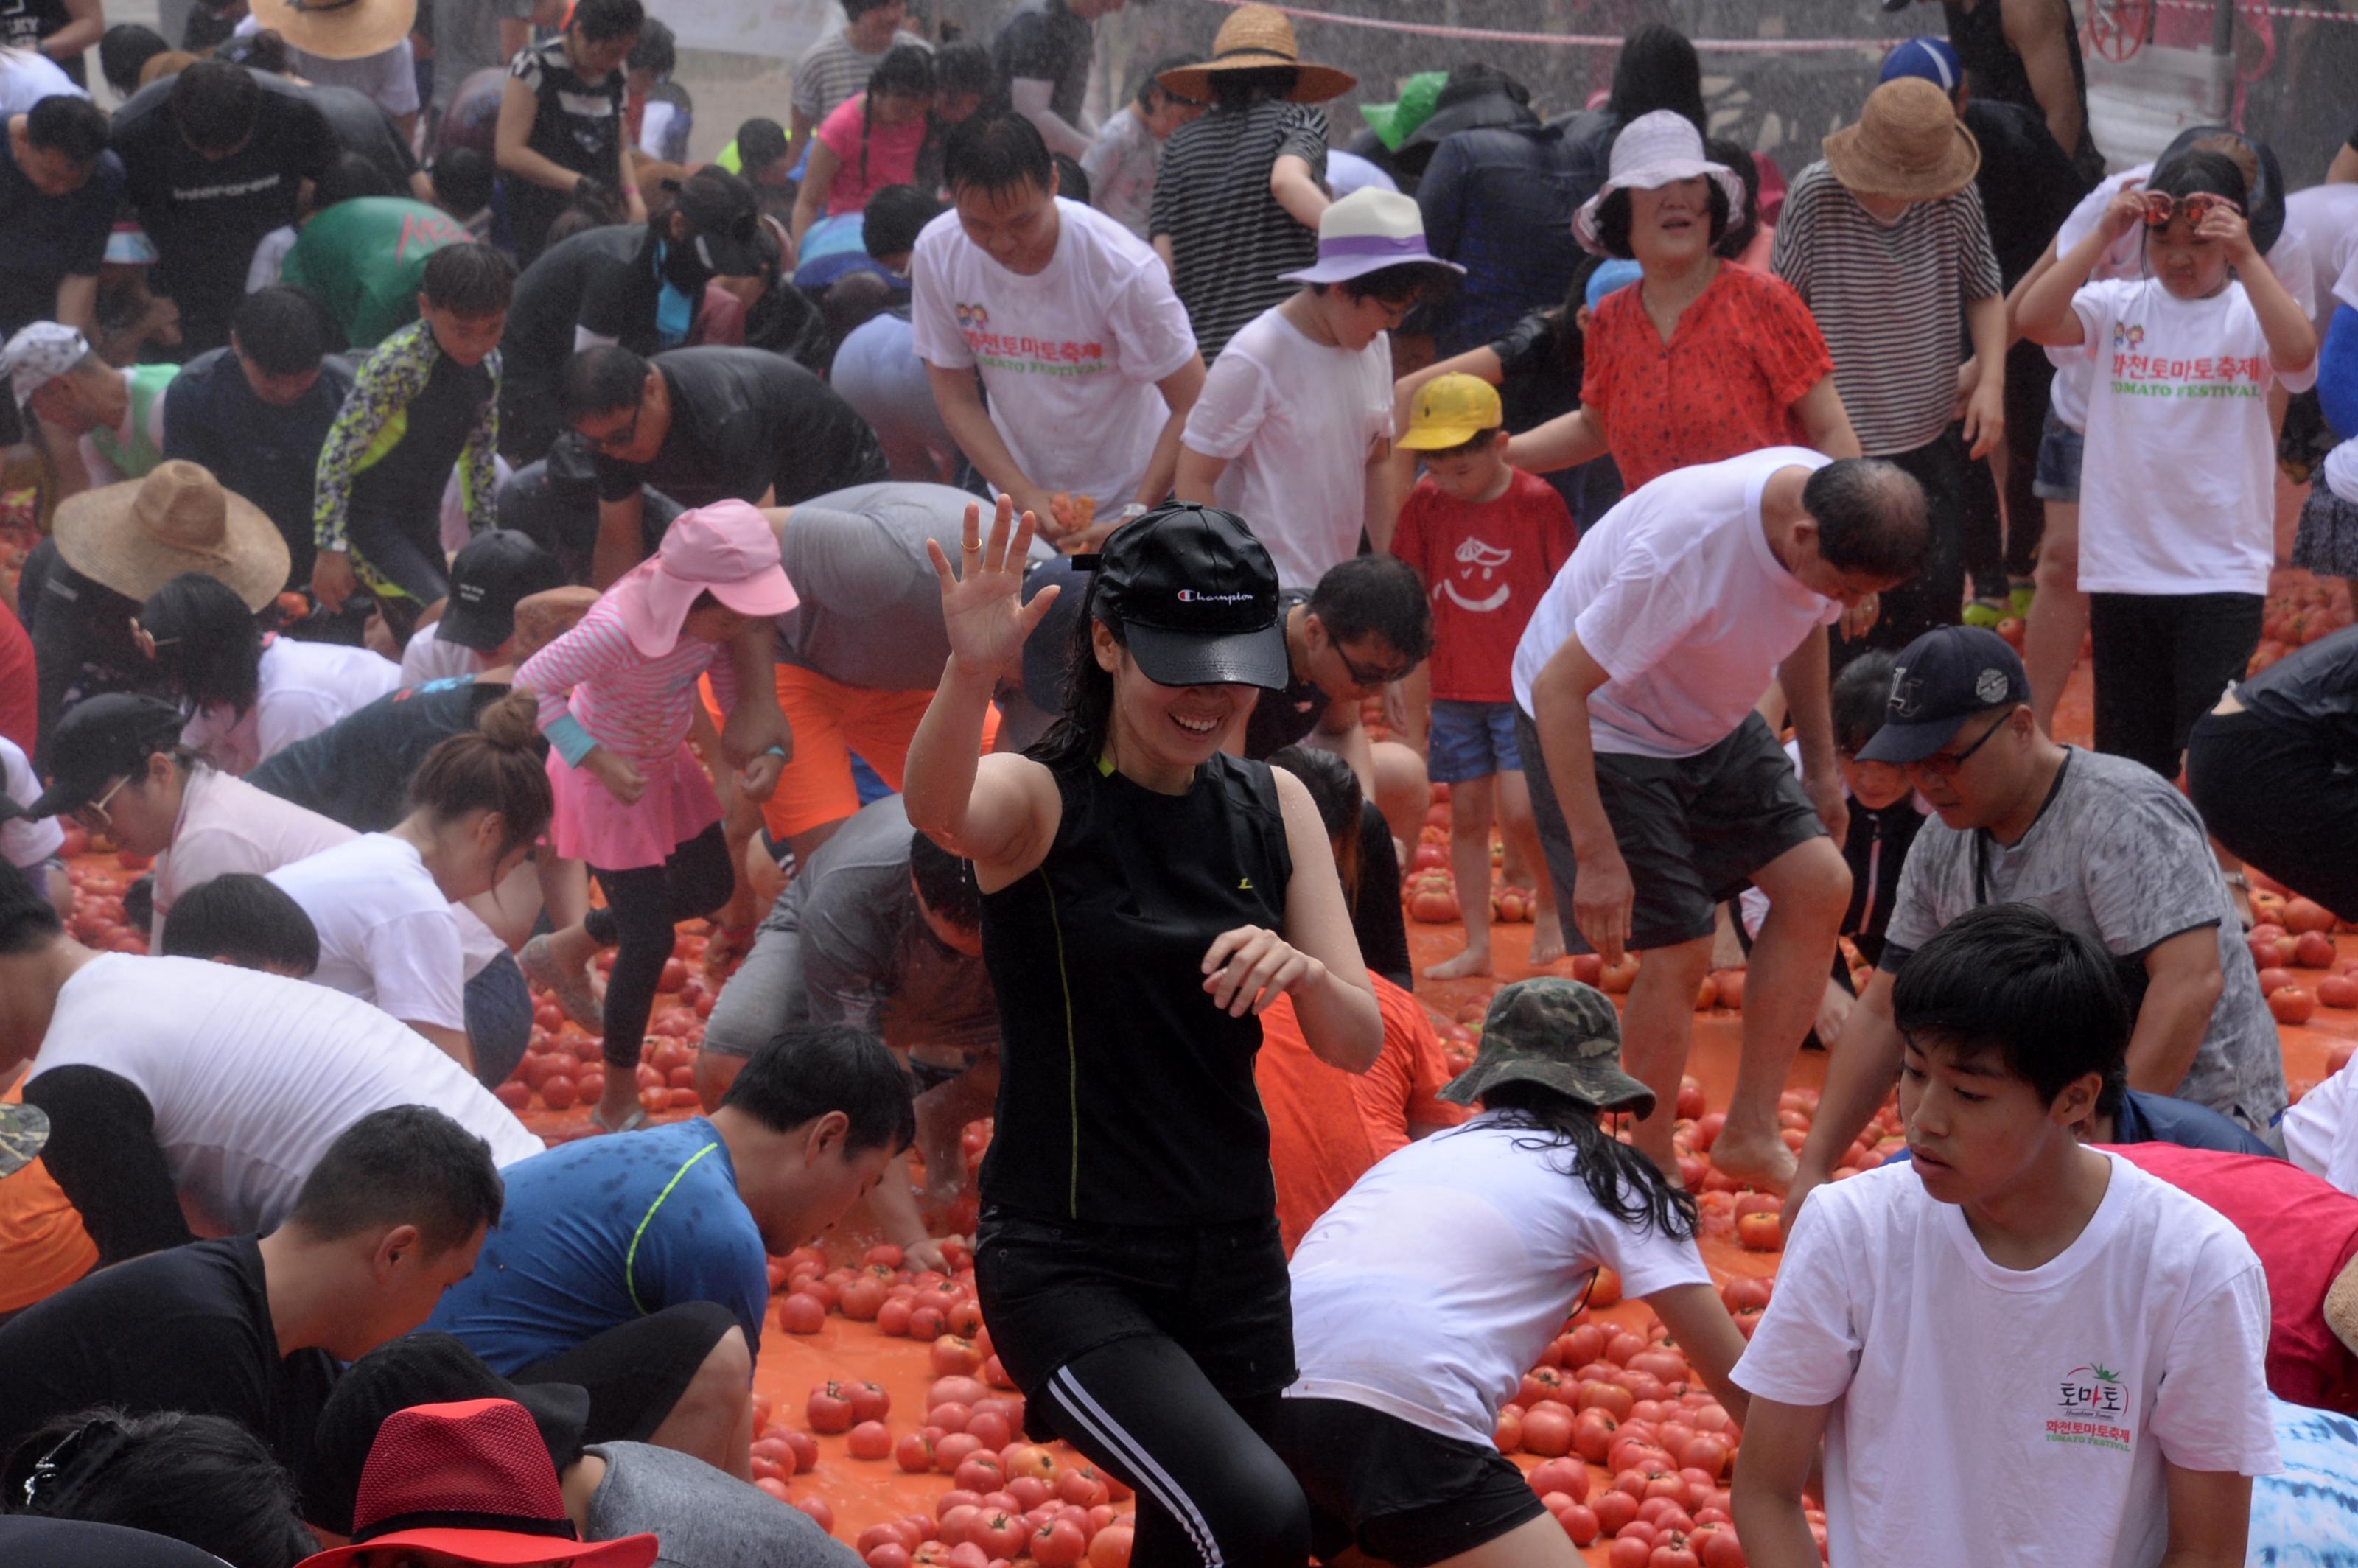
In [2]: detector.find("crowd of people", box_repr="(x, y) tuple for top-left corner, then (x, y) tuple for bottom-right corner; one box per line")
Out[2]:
(0, 0), (2354, 1565)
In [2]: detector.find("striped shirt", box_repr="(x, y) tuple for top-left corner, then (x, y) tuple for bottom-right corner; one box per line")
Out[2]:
(1769, 160), (2002, 456)
(517, 589), (739, 767)
(792, 29), (926, 127)
(1150, 101), (1326, 361)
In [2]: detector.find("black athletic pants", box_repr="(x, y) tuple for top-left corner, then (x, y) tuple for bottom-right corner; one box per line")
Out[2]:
(2186, 707), (2358, 922)
(2088, 591), (2264, 781)
(586, 823), (734, 1070)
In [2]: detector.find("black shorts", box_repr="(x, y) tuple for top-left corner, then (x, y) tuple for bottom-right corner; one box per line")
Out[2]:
(1516, 707), (1826, 952)
(510, 1301), (739, 1444)
(974, 1207), (1295, 1436)
(1276, 1397), (1543, 1568)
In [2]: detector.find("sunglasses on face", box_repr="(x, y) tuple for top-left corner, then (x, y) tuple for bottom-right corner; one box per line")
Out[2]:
(1338, 649), (1412, 688)
(583, 400), (643, 453)
(2141, 190), (2241, 228)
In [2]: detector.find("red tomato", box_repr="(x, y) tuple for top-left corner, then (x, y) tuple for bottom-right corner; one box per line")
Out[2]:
(783, 1431), (819, 1471)
(657, 957), (688, 993)
(1609, 1536), (1654, 1568)
(840, 1278), (889, 1321)
(2271, 986), (2319, 1025)
(878, 1298), (915, 1337)
(934, 1433), (984, 1472)
(861, 1525), (915, 1556)
(1493, 1407), (1522, 1453)
(1577, 1382), (1635, 1421)
(1589, 1267), (1623, 1307)
(867, 1243), (907, 1269)
(1557, 1503), (1600, 1547)
(1592, 1490), (1639, 1536)
(866, 1542), (914, 1568)
(795, 1497), (836, 1535)
(936, 1491), (984, 1521)
(778, 1293), (826, 1335)
(1057, 1468), (1108, 1508)
(933, 1334), (986, 1376)
(1528, 1458), (1588, 1503)
(807, 1383), (854, 1434)
(966, 1410), (1013, 1450)
(847, 1381), (891, 1423)
(1735, 1212), (1783, 1252)
(1001, 1444), (1060, 1483)
(930, 1375), (990, 1411)
(1700, 1527), (1748, 1567)
(897, 1432), (936, 1472)
(1088, 1525), (1134, 1568)
(1032, 1520), (1088, 1568)
(972, 1512), (1026, 1561)
(1649, 1541), (1701, 1568)
(1628, 1351), (1690, 1387)
(848, 1421), (894, 1460)
(1519, 1404), (1575, 1458)
(755, 1477), (791, 1502)
(1679, 1437), (1729, 1479)
(1518, 1367), (1568, 1408)
(1006, 1477), (1052, 1513)
(952, 1457), (1003, 1494)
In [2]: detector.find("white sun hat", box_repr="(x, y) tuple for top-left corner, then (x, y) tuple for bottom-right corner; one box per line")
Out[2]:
(1571, 110), (1748, 255)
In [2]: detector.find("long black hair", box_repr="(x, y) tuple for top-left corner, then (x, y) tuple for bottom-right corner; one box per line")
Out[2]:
(1477, 1078), (1698, 1240)
(861, 44), (937, 190)
(1029, 570), (1122, 773)
(138, 571), (263, 719)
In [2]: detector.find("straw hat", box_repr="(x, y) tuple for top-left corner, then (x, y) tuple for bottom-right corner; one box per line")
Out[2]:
(52, 461), (290, 612)
(1157, 5), (1357, 105)
(1822, 76), (1980, 201)
(248, 0), (419, 63)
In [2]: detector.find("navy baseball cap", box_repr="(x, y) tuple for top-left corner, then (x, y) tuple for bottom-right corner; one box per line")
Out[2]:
(1880, 36), (1963, 92)
(1855, 626), (2031, 764)
(435, 530), (566, 653)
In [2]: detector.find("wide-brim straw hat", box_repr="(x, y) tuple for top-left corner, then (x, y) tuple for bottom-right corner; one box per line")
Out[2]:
(1572, 110), (1750, 253)
(1822, 75), (1980, 201)
(52, 461), (290, 612)
(249, 0), (419, 62)
(1158, 5), (1357, 105)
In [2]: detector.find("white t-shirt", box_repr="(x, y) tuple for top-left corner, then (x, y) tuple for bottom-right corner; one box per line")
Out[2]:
(1180, 305), (1393, 591)
(0, 48), (83, 117)
(1081, 108), (1159, 240)
(1287, 1115), (1709, 1448)
(1, 736), (63, 872)
(1509, 447), (1840, 757)
(268, 833), (467, 1032)
(27, 953), (543, 1237)
(2284, 1060), (2358, 1198)
(153, 765), (355, 945)
(401, 620), (481, 687)
(1732, 1155), (2278, 1568)
(2065, 276), (2314, 597)
(1324, 150), (1399, 200)
(181, 637), (404, 775)
(2284, 184), (2358, 337)
(909, 198), (1198, 511)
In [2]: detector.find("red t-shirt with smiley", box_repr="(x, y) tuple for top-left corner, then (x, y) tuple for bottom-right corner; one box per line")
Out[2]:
(1390, 469), (1576, 704)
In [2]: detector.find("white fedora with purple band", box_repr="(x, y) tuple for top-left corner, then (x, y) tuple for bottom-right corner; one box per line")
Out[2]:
(1279, 189), (1466, 285)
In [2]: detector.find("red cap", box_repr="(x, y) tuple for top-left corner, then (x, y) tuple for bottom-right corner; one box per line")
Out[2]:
(296, 1400), (657, 1568)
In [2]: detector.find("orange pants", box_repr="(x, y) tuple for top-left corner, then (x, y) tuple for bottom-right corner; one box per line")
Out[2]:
(707, 665), (997, 841)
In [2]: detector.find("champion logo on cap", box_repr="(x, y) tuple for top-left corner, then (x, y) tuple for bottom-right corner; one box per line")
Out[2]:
(1177, 589), (1256, 605)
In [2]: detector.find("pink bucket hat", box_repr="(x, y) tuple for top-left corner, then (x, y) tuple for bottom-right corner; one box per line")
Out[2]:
(612, 500), (798, 657)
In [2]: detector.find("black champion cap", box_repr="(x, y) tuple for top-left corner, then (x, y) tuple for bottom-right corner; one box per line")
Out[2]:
(1855, 625), (2032, 764)
(1089, 503), (1291, 691)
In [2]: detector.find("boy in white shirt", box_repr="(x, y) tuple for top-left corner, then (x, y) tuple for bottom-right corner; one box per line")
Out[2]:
(1732, 902), (2279, 1568)
(1175, 189), (1460, 591)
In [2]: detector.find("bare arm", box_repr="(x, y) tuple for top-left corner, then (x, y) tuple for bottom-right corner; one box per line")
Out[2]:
(1174, 445), (1225, 505)
(1649, 1283), (1752, 1429)
(1008, 77), (1094, 161)
(1528, 634), (1631, 962)
(2020, 191), (2144, 346)
(52, 273), (97, 335)
(925, 363), (1057, 524)
(410, 1021), (477, 1074)
(495, 76), (584, 192)
(36, 414), (94, 502)
(592, 490), (646, 590)
(2005, 237), (2063, 343)
(1785, 967), (1901, 1232)
(1136, 355), (1207, 507)
(1270, 154), (1329, 231)
(1791, 375), (1861, 460)
(1777, 624), (1847, 841)
(2127, 927), (2225, 1096)
(1393, 343), (1505, 433)
(2231, 223), (2318, 374)
(2158, 1462), (2251, 1568)
(1261, 769), (1382, 1071)
(791, 138), (840, 248)
(1505, 407), (1609, 475)
(1961, 292), (2008, 459)
(2334, 142), (2358, 186)
(1363, 436), (1400, 555)
(43, 0), (102, 64)
(2005, 0), (2088, 159)
(1730, 1396), (1835, 1568)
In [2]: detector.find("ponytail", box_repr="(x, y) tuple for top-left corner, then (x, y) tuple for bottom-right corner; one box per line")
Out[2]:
(1477, 1079), (1699, 1241)
(406, 690), (554, 859)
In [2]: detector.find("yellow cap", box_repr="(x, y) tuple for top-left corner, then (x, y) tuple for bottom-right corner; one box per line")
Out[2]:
(1399, 374), (1505, 452)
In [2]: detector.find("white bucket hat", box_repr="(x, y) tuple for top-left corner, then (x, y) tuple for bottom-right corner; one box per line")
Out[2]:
(1278, 188), (1464, 285)
(1572, 111), (1748, 255)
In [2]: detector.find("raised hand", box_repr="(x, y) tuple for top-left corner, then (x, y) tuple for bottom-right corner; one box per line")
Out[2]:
(926, 494), (1060, 682)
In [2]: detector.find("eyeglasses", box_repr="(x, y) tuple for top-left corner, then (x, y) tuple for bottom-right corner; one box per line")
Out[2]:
(72, 773), (130, 833)
(2141, 190), (2241, 228)
(583, 401), (643, 453)
(1909, 709), (2012, 778)
(1339, 649), (1413, 689)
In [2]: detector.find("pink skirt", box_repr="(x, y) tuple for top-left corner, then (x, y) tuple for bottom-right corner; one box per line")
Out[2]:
(545, 742), (722, 871)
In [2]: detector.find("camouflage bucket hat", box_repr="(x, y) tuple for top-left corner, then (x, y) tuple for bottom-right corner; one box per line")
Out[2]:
(1437, 978), (1654, 1116)
(0, 1103), (52, 1180)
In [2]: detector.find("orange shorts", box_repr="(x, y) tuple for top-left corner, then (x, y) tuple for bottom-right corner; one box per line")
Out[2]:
(0, 1084), (96, 1312)
(706, 665), (997, 841)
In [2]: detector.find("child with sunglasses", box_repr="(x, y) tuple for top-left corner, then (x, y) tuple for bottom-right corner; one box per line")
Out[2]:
(2017, 150), (2317, 783)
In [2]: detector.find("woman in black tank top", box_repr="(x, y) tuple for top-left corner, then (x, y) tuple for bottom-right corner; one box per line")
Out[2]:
(906, 498), (1380, 1568)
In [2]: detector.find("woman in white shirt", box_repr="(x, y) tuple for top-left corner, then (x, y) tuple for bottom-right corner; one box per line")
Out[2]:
(270, 693), (553, 1077)
(1277, 977), (1752, 1568)
(136, 571), (402, 774)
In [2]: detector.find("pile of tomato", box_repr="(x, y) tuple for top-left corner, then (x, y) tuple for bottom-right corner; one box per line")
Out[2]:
(495, 930), (720, 1119)
(2243, 883), (2358, 1031)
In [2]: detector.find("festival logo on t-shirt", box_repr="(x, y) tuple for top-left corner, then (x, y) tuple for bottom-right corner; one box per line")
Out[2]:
(2046, 1362), (2135, 1452)
(952, 302), (1107, 379)
(1438, 538), (1514, 613)
(2108, 319), (2265, 402)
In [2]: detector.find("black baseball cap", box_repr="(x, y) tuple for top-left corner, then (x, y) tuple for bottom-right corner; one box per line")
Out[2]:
(25, 694), (186, 819)
(1091, 503), (1290, 691)
(435, 530), (567, 653)
(1855, 626), (2032, 764)
(670, 167), (769, 277)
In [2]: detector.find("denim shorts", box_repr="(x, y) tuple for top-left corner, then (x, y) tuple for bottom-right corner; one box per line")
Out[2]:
(1426, 700), (1522, 785)
(2032, 407), (2083, 503)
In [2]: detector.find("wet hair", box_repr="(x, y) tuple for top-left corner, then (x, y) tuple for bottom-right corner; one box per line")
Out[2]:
(1830, 649), (1898, 757)
(1708, 136), (1763, 260)
(561, 343), (653, 421)
(231, 285), (333, 374)
(1211, 66), (1298, 109)
(25, 95), (111, 163)
(405, 690), (554, 861)
(4, 1409), (312, 1568)
(1607, 23), (1706, 134)
(169, 60), (261, 154)
(570, 0), (645, 47)
(1267, 745), (1362, 900)
(99, 22), (169, 98)
(628, 16), (676, 77)
(908, 829), (980, 931)
(139, 572), (263, 719)
(1136, 52), (1206, 108)
(285, 1105), (506, 1255)
(824, 269), (897, 349)
(859, 45), (937, 186)
(1308, 554), (1435, 665)
(943, 113), (1053, 198)
(735, 116), (791, 177)
(1312, 260), (1459, 307)
(1588, 177), (1732, 261)
(421, 242), (517, 317)
(1799, 458), (1929, 579)
(217, 27), (289, 75)
(0, 858), (64, 955)
(843, 0), (901, 16)
(158, 872), (320, 974)
(1891, 902), (2130, 1114)
(1030, 572), (1122, 771)
(864, 183), (944, 260)
(545, 200), (612, 248)
(433, 147), (494, 220)
(1479, 1078), (1699, 1239)
(314, 150), (393, 212)
(2144, 147), (2247, 265)
(1052, 153), (1090, 207)
(931, 38), (996, 105)
(721, 1023), (917, 1155)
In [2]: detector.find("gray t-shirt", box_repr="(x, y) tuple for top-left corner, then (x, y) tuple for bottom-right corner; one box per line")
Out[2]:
(1881, 747), (2286, 1131)
(756, 794), (998, 1056)
(584, 1441), (861, 1568)
(431, 0), (534, 109)
(775, 481), (1052, 691)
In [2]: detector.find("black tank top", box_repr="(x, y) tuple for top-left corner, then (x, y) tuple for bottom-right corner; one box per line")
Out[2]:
(1942, 0), (2103, 186)
(979, 752), (1293, 1226)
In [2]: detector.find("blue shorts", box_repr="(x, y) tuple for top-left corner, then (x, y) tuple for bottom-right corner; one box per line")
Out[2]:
(2032, 407), (2083, 503)
(1427, 700), (1522, 784)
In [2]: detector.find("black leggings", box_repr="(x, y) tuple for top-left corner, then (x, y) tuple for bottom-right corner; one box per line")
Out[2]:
(1038, 1337), (1309, 1568)
(2089, 591), (2264, 781)
(586, 823), (733, 1070)
(2187, 708), (2358, 922)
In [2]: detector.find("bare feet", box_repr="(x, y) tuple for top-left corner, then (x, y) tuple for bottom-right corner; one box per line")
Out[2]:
(1424, 945), (1494, 981)
(1528, 909), (1567, 967)
(1710, 1123), (1799, 1194)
